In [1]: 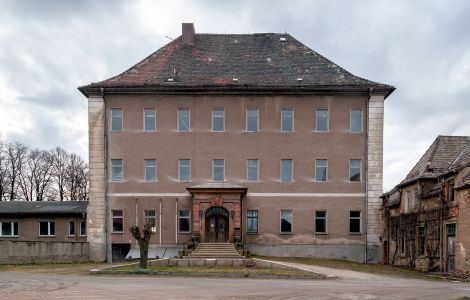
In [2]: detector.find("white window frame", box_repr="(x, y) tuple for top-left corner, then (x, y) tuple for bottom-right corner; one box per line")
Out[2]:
(38, 221), (55, 237)
(212, 159), (225, 182)
(246, 159), (259, 182)
(315, 159), (328, 182)
(314, 210), (327, 234)
(315, 108), (329, 132)
(349, 211), (361, 234)
(349, 159), (361, 182)
(68, 221), (75, 237)
(350, 108), (363, 133)
(178, 159), (191, 182)
(144, 210), (157, 233)
(405, 191), (410, 212)
(177, 108), (191, 132)
(111, 159), (123, 182)
(280, 108), (294, 132)
(178, 210), (191, 233)
(110, 108), (123, 132)
(212, 108), (225, 132)
(112, 210), (124, 233)
(144, 159), (157, 182)
(79, 220), (87, 236)
(0, 221), (19, 237)
(280, 209), (293, 234)
(143, 108), (156, 132)
(246, 108), (259, 132)
(280, 159), (293, 182)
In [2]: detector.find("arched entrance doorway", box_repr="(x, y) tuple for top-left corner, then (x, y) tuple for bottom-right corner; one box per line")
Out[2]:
(205, 207), (229, 242)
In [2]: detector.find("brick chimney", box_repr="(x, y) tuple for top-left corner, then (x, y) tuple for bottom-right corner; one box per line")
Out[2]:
(182, 23), (195, 45)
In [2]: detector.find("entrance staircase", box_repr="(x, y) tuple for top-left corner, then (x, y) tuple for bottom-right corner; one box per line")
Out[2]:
(185, 243), (243, 259)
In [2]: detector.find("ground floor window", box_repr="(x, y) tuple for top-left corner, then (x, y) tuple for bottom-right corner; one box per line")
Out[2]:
(179, 210), (190, 233)
(349, 211), (361, 233)
(112, 210), (124, 233)
(417, 226), (426, 256)
(39, 221), (55, 236)
(144, 210), (156, 232)
(69, 221), (75, 236)
(315, 211), (327, 233)
(247, 210), (258, 234)
(280, 209), (293, 233)
(0, 221), (18, 237)
(80, 221), (87, 236)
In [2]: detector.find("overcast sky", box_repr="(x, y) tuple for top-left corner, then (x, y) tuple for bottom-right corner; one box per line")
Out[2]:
(0, 0), (469, 190)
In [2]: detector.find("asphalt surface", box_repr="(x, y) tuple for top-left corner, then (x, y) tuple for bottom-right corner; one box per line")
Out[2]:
(0, 270), (469, 299)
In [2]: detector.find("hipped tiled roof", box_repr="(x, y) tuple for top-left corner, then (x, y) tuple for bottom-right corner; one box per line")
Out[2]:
(79, 33), (394, 97)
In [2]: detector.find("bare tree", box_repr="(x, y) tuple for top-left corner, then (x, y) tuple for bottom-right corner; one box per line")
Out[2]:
(6, 142), (28, 201)
(129, 224), (152, 269)
(0, 142), (9, 201)
(51, 147), (68, 201)
(18, 149), (53, 201)
(66, 153), (89, 200)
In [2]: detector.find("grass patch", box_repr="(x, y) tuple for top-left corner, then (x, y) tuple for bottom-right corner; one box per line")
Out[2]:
(0, 261), (110, 275)
(101, 265), (324, 280)
(256, 256), (445, 281)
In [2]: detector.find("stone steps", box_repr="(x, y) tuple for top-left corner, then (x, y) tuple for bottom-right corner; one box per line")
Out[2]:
(185, 242), (243, 259)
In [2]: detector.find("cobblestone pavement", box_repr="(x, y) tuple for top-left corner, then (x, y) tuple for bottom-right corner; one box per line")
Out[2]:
(0, 270), (469, 300)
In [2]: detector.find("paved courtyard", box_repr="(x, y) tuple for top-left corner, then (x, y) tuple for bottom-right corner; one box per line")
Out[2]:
(0, 269), (469, 300)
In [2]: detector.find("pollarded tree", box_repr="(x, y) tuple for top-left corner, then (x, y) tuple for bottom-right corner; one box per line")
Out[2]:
(129, 224), (152, 269)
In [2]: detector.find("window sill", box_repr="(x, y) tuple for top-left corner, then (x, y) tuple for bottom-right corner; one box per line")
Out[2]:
(178, 232), (191, 234)
(314, 232), (328, 235)
(244, 131), (259, 133)
(280, 232), (293, 235)
(349, 232), (362, 235)
(0, 236), (19, 238)
(68, 235), (76, 237)
(38, 235), (56, 238)
(246, 232), (258, 235)
(314, 130), (329, 133)
(111, 232), (123, 234)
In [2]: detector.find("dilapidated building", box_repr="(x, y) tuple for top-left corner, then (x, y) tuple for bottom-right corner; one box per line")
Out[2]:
(381, 136), (470, 273)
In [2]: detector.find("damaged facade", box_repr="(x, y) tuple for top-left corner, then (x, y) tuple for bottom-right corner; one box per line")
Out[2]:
(381, 136), (470, 273)
(79, 23), (394, 263)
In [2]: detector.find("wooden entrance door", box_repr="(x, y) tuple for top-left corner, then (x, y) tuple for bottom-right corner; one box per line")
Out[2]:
(205, 207), (229, 242)
(447, 224), (456, 272)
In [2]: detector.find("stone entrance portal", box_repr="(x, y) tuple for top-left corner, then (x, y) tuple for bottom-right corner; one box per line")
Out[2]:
(186, 183), (247, 243)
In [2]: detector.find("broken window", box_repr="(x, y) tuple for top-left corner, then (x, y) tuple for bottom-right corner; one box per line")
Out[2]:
(447, 179), (455, 202)
(112, 210), (123, 233)
(349, 159), (361, 182)
(178, 210), (190, 233)
(349, 211), (361, 233)
(315, 211), (327, 233)
(315, 159), (327, 182)
(280, 209), (293, 233)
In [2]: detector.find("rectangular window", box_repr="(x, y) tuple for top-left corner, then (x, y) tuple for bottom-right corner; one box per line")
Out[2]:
(400, 235), (406, 254)
(178, 210), (190, 233)
(246, 108), (259, 132)
(246, 159), (259, 182)
(247, 210), (258, 234)
(112, 210), (124, 233)
(315, 211), (327, 233)
(280, 159), (293, 182)
(349, 211), (361, 233)
(413, 189), (418, 209)
(178, 159), (191, 182)
(68, 221), (75, 236)
(349, 159), (361, 182)
(0, 221), (18, 237)
(144, 159), (157, 182)
(144, 108), (156, 131)
(405, 191), (410, 212)
(111, 159), (123, 181)
(144, 210), (156, 232)
(80, 221), (86, 236)
(111, 108), (122, 132)
(315, 159), (327, 182)
(39, 221), (55, 236)
(177, 108), (190, 132)
(350, 109), (362, 133)
(280, 209), (293, 233)
(212, 159), (225, 182)
(448, 179), (455, 202)
(212, 108), (224, 132)
(418, 226), (425, 256)
(316, 109), (328, 132)
(281, 108), (294, 132)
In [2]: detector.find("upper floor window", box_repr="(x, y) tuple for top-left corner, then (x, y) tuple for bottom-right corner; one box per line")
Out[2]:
(111, 108), (122, 132)
(144, 159), (156, 182)
(178, 210), (190, 233)
(68, 221), (75, 236)
(178, 159), (191, 182)
(418, 226), (425, 256)
(39, 221), (55, 236)
(315, 211), (327, 233)
(315, 159), (327, 182)
(212, 159), (225, 182)
(246, 108), (259, 132)
(178, 108), (190, 132)
(112, 210), (123, 233)
(212, 108), (225, 132)
(0, 221), (18, 237)
(111, 159), (123, 182)
(349, 159), (361, 182)
(80, 221), (86, 236)
(247, 159), (259, 182)
(447, 179), (455, 202)
(316, 109), (329, 132)
(280, 209), (293, 234)
(280, 159), (293, 182)
(247, 210), (259, 234)
(404, 191), (411, 212)
(281, 108), (294, 132)
(349, 211), (361, 233)
(413, 189), (418, 209)
(350, 109), (362, 133)
(144, 108), (156, 131)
